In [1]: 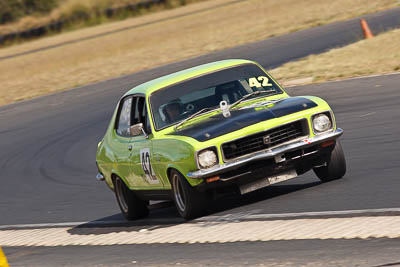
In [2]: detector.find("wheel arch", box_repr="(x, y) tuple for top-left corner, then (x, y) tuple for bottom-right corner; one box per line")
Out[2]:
(110, 172), (130, 191)
(166, 167), (180, 184)
(166, 166), (203, 187)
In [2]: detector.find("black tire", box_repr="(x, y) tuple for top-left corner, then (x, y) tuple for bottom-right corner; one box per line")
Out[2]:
(113, 176), (149, 220)
(314, 140), (346, 182)
(170, 169), (207, 220)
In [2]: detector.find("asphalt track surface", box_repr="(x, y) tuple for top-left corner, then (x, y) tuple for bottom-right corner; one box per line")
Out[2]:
(1, 7), (400, 226)
(4, 239), (400, 266)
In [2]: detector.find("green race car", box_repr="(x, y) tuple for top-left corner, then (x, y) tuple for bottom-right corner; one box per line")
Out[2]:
(95, 59), (346, 220)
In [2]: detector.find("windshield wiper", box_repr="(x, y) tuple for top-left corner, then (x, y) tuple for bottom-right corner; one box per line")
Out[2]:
(174, 107), (218, 130)
(174, 90), (278, 130)
(229, 89), (276, 110)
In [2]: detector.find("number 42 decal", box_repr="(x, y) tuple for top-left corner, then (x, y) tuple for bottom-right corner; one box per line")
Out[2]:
(248, 76), (273, 88)
(140, 148), (159, 184)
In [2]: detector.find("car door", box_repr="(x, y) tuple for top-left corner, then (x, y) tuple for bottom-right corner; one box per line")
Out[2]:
(128, 96), (164, 189)
(113, 96), (138, 187)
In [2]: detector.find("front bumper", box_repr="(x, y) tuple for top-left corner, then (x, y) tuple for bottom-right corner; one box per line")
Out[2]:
(187, 128), (343, 179)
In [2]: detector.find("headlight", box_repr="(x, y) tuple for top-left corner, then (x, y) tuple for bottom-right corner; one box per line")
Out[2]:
(198, 149), (218, 169)
(313, 113), (332, 133)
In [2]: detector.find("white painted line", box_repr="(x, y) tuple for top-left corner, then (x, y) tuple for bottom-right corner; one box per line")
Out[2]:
(341, 71), (400, 81)
(247, 208), (398, 219)
(2, 207), (400, 230)
(0, 218), (184, 230)
(359, 112), (376, 118)
(0, 221), (123, 230)
(284, 71), (400, 88)
(196, 207), (400, 222)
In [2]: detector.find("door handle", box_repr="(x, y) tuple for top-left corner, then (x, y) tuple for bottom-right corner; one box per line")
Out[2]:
(128, 145), (133, 151)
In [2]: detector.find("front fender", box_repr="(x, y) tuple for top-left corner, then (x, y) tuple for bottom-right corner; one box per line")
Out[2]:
(152, 138), (203, 188)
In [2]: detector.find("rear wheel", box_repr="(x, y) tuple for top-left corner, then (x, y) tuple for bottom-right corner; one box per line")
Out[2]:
(314, 140), (346, 182)
(113, 176), (148, 220)
(171, 170), (207, 220)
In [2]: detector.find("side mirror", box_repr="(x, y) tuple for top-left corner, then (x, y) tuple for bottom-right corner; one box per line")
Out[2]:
(129, 123), (148, 138)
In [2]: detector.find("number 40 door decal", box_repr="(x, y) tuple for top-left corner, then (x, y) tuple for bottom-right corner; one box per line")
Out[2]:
(140, 148), (159, 184)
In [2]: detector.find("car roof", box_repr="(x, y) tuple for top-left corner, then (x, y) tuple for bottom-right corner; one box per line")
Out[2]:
(123, 59), (257, 97)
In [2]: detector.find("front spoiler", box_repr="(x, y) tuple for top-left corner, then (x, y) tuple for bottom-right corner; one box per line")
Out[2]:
(187, 128), (343, 179)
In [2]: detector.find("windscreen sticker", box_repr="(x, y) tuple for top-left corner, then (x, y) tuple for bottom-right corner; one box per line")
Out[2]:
(140, 148), (159, 184)
(248, 76), (273, 88)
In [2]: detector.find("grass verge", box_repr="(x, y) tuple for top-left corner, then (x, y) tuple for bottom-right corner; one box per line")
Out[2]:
(0, 0), (206, 46)
(270, 28), (400, 86)
(0, 0), (399, 106)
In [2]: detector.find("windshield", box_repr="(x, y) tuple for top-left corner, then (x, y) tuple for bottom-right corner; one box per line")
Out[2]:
(150, 63), (282, 130)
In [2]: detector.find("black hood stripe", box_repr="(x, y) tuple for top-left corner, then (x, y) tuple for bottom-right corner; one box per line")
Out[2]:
(169, 97), (317, 142)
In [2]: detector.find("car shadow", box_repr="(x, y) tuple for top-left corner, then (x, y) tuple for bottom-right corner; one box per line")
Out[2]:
(208, 180), (322, 215)
(67, 179), (322, 236)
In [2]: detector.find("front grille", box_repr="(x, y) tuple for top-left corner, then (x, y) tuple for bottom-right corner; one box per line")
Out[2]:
(222, 120), (308, 160)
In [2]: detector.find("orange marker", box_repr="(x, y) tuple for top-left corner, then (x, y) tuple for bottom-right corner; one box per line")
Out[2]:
(360, 18), (374, 39)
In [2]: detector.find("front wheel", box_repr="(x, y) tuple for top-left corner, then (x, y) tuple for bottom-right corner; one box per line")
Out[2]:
(314, 140), (346, 182)
(171, 170), (207, 220)
(113, 176), (149, 220)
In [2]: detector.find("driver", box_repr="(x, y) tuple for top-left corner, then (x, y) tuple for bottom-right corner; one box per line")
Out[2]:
(163, 99), (182, 123)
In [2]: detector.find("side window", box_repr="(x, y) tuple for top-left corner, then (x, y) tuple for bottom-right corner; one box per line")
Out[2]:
(116, 97), (132, 137)
(131, 96), (152, 135)
(137, 97), (152, 134)
(132, 97), (142, 126)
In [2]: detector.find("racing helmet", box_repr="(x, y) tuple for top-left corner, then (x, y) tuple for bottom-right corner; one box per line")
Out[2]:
(160, 98), (183, 123)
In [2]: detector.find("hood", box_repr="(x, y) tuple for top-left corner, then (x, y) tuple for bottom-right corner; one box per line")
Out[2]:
(168, 97), (317, 142)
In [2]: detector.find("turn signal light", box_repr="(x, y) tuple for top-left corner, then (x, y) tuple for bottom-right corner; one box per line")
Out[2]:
(206, 176), (220, 183)
(321, 140), (335, 148)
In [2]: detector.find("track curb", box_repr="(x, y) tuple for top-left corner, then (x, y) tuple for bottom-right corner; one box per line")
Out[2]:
(1, 210), (400, 247)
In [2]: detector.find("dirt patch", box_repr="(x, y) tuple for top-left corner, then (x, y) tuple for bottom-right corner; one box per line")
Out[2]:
(271, 28), (400, 86)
